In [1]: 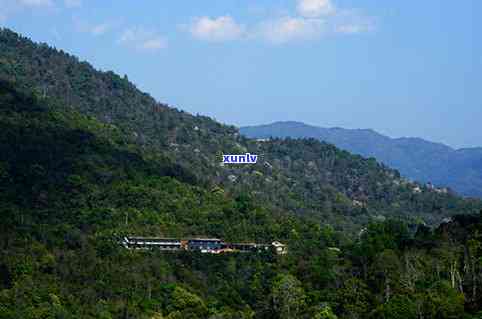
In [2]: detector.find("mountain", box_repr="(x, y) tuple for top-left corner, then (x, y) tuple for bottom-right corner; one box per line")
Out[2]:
(1, 28), (482, 318)
(240, 121), (482, 198)
(2, 28), (481, 229)
(2, 80), (482, 319)
(0, 78), (310, 318)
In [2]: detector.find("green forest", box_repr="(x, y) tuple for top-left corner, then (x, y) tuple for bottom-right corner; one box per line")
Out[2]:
(1, 28), (482, 318)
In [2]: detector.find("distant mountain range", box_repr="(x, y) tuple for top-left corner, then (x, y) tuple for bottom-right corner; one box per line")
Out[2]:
(240, 121), (482, 198)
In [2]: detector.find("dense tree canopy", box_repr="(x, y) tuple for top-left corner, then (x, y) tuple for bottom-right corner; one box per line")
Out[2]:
(1, 29), (482, 318)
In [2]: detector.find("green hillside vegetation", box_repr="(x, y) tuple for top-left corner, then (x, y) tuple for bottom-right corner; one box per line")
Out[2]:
(0, 80), (313, 317)
(241, 121), (482, 198)
(1, 79), (482, 318)
(0, 28), (480, 230)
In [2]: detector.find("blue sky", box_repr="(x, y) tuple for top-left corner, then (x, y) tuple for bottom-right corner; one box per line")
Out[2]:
(1, 0), (481, 148)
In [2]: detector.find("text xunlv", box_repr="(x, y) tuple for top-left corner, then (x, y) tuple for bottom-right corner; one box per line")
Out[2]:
(222, 153), (258, 164)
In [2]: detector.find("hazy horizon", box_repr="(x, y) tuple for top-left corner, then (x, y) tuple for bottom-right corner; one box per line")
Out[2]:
(239, 120), (482, 151)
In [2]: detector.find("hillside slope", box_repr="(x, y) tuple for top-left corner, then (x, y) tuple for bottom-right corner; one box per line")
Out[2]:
(240, 121), (482, 198)
(1, 30), (482, 318)
(0, 28), (480, 228)
(2, 73), (482, 319)
(0, 79), (323, 318)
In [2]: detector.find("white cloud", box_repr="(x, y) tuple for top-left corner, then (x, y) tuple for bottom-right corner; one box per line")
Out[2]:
(256, 1), (374, 43)
(64, 0), (81, 8)
(185, 0), (375, 44)
(18, 0), (53, 7)
(297, 0), (335, 18)
(189, 16), (245, 42)
(258, 16), (325, 44)
(118, 27), (167, 51)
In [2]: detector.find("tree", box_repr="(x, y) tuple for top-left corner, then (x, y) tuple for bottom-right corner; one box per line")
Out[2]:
(414, 281), (465, 319)
(372, 249), (401, 302)
(313, 305), (338, 319)
(336, 277), (371, 319)
(271, 274), (306, 319)
(370, 295), (417, 319)
(167, 286), (208, 319)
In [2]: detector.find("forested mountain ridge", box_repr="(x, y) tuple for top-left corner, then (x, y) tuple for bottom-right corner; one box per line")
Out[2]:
(0, 79), (318, 318)
(1, 73), (482, 319)
(240, 121), (482, 198)
(1, 28), (482, 318)
(1, 28), (480, 229)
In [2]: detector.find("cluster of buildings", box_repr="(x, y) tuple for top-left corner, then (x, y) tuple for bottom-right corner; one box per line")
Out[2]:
(122, 236), (287, 255)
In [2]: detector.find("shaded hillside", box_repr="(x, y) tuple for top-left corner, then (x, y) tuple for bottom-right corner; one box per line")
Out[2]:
(0, 79), (283, 242)
(2, 79), (482, 319)
(240, 121), (482, 198)
(0, 27), (480, 229)
(0, 79), (324, 318)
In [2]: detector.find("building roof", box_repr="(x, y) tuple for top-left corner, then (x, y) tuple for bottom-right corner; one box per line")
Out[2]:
(126, 236), (180, 242)
(188, 238), (222, 242)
